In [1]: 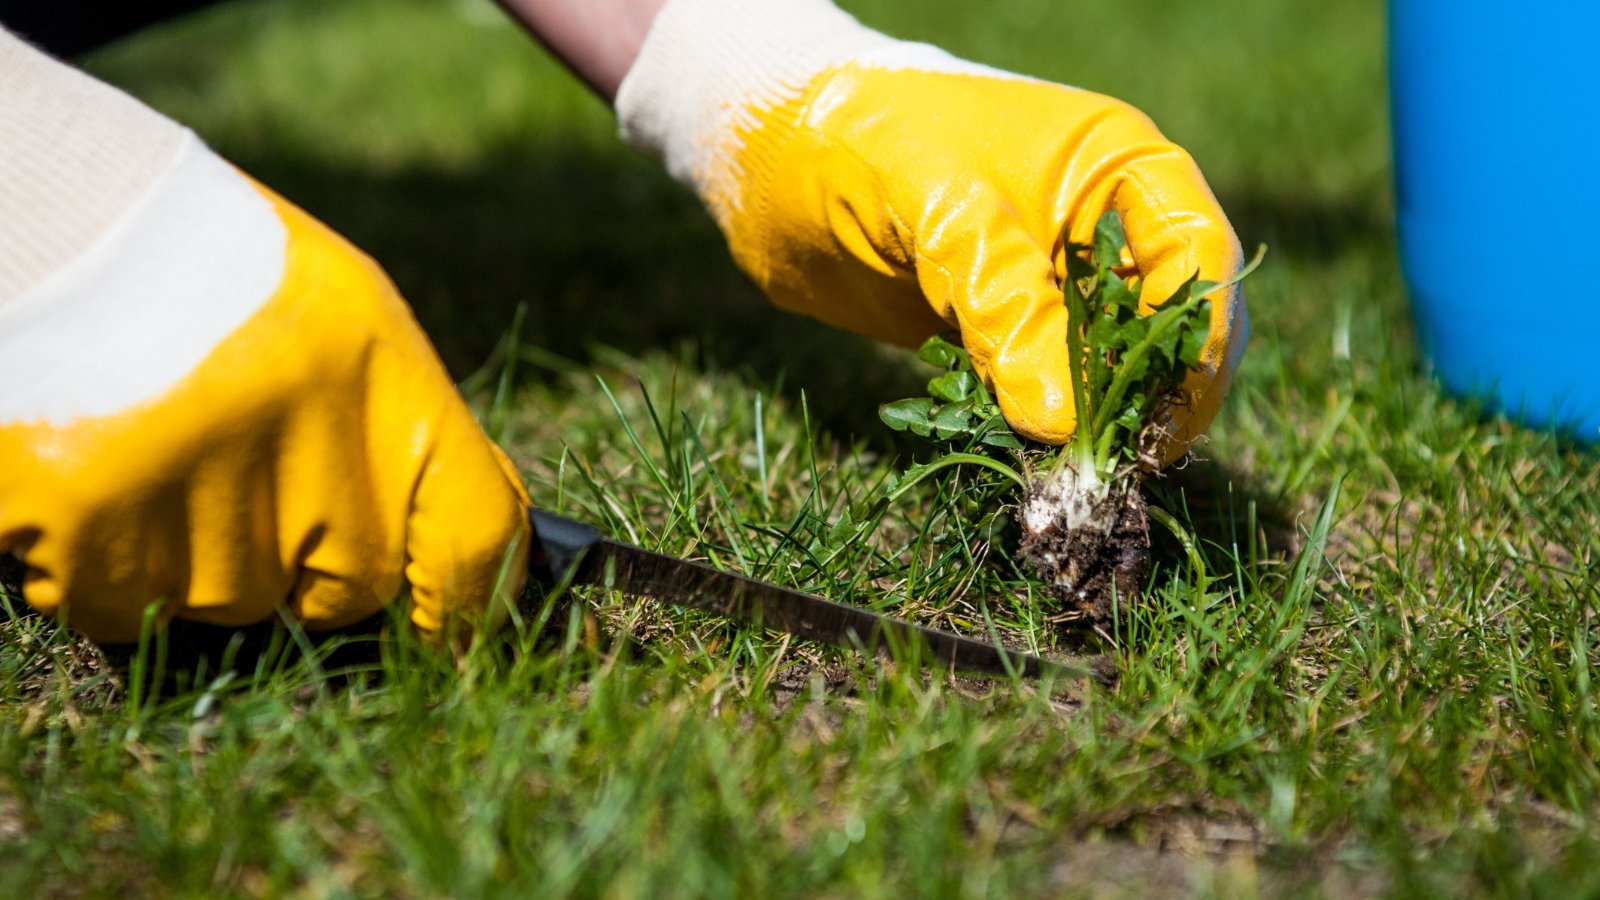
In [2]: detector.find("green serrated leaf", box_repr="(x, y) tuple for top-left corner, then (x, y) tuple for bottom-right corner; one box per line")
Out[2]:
(1178, 316), (1210, 369)
(930, 400), (977, 438)
(974, 408), (1009, 432)
(1088, 315), (1144, 352)
(1093, 211), (1127, 273)
(1100, 270), (1140, 315)
(1152, 272), (1202, 311)
(1150, 316), (1184, 366)
(878, 398), (936, 433)
(1118, 353), (1152, 391)
(826, 509), (856, 545)
(1111, 399), (1145, 450)
(916, 335), (966, 369)
(882, 218), (1259, 489)
(970, 372), (995, 408)
(980, 431), (1024, 449)
(927, 370), (976, 403)
(1064, 241), (1096, 287)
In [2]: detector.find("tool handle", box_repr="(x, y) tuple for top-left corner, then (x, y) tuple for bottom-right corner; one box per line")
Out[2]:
(527, 507), (601, 587)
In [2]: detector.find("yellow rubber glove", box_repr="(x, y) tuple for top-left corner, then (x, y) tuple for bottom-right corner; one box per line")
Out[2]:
(617, 0), (1247, 455)
(0, 136), (530, 645)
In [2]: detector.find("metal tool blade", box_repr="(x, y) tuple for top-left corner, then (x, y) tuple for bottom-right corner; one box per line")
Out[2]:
(572, 537), (1079, 680)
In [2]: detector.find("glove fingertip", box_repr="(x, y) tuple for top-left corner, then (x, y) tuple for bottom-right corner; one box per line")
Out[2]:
(963, 294), (1081, 447)
(403, 433), (531, 644)
(992, 378), (1076, 446)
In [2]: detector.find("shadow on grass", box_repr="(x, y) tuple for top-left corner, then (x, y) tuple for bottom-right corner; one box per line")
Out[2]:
(1144, 456), (1306, 578)
(229, 143), (927, 443)
(0, 553), (20, 601)
(96, 616), (387, 697)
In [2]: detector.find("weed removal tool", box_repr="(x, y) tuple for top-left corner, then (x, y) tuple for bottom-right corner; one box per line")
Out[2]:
(527, 508), (1084, 680)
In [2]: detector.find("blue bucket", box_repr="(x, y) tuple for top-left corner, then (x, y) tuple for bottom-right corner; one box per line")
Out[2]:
(1390, 0), (1600, 440)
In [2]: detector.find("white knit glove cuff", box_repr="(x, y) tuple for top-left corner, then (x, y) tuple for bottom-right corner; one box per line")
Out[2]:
(0, 26), (187, 305)
(614, 0), (890, 219)
(0, 28), (288, 427)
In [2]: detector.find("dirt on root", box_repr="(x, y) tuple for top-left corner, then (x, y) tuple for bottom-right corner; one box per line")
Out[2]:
(1018, 481), (1151, 628)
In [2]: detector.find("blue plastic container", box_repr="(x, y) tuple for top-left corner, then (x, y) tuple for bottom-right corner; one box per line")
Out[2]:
(1390, 0), (1600, 440)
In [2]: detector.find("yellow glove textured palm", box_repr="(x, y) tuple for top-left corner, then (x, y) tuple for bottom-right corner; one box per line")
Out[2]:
(0, 146), (529, 645)
(619, 0), (1247, 454)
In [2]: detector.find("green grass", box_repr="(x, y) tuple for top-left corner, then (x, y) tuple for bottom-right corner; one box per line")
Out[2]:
(3, 0), (1598, 894)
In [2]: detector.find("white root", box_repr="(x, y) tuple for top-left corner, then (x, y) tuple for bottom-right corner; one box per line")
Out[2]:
(1020, 462), (1117, 540)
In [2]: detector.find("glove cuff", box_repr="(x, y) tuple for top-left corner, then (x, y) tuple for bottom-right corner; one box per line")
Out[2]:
(615, 0), (891, 225)
(0, 27), (187, 305)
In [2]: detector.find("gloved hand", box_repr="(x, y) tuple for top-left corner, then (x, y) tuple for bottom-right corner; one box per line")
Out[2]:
(0, 131), (530, 644)
(617, 0), (1247, 456)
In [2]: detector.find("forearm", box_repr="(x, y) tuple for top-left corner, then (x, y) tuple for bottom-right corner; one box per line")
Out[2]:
(494, 0), (666, 103)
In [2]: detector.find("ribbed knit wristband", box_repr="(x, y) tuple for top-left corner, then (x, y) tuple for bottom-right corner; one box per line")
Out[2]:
(614, 0), (890, 227)
(0, 27), (186, 306)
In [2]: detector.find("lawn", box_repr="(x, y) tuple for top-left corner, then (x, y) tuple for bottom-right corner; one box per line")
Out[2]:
(4, 0), (1599, 895)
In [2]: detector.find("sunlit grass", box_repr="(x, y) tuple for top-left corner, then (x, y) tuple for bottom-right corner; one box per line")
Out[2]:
(3, 0), (1597, 894)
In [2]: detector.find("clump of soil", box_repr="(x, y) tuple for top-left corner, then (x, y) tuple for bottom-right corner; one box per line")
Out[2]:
(1017, 471), (1151, 626)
